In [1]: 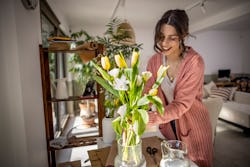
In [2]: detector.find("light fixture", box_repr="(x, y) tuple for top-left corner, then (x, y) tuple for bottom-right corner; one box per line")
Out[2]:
(200, 2), (206, 14)
(185, 0), (207, 14)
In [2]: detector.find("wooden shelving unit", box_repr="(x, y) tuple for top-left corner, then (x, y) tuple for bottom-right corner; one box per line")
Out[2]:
(39, 44), (105, 167)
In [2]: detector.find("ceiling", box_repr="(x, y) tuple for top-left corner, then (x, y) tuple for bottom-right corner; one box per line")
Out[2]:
(49, 0), (250, 33)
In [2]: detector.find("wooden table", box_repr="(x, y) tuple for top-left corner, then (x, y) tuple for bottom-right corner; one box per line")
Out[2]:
(88, 136), (199, 167)
(88, 136), (162, 167)
(215, 81), (235, 87)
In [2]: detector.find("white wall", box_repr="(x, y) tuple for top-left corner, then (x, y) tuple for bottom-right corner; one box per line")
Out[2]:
(240, 30), (250, 73)
(71, 23), (250, 75)
(0, 0), (47, 166)
(187, 30), (249, 75)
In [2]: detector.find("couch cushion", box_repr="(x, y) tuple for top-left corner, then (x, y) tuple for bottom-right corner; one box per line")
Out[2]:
(210, 87), (232, 101)
(234, 91), (250, 105)
(204, 81), (216, 95)
(229, 87), (238, 101)
(219, 101), (250, 128)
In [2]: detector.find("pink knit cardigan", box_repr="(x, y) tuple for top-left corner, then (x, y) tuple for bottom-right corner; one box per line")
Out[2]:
(145, 47), (213, 167)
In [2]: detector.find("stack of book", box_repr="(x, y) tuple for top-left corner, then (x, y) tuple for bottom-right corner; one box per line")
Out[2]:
(48, 37), (75, 50)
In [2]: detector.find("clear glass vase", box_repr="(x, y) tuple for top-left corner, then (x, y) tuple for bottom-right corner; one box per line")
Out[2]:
(114, 138), (146, 167)
(160, 140), (190, 167)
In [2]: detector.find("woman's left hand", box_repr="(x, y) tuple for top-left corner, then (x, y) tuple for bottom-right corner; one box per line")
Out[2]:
(147, 111), (163, 127)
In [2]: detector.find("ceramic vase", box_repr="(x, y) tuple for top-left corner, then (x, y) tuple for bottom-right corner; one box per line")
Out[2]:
(102, 117), (116, 144)
(55, 78), (68, 99)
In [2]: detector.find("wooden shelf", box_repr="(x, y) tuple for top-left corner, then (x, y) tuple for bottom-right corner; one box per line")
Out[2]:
(49, 95), (98, 102)
(39, 44), (105, 167)
(49, 136), (98, 151)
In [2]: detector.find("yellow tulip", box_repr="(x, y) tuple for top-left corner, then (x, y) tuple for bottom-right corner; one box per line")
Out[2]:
(157, 65), (169, 79)
(142, 71), (152, 81)
(101, 56), (111, 70)
(131, 50), (139, 67)
(115, 54), (127, 68)
(149, 88), (158, 96)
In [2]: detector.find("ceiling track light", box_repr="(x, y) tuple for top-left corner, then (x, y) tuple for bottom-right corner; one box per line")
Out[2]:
(200, 2), (206, 14)
(185, 0), (207, 14)
(111, 0), (125, 19)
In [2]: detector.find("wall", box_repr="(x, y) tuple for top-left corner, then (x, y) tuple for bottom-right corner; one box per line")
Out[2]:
(0, 0), (48, 166)
(71, 24), (250, 75)
(241, 29), (250, 73)
(187, 30), (250, 75)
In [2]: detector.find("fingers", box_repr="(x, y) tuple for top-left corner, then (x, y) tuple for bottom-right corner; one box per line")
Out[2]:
(147, 111), (158, 126)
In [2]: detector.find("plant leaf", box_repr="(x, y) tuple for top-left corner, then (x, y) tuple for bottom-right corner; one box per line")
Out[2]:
(112, 116), (122, 138)
(147, 96), (164, 115)
(93, 75), (119, 97)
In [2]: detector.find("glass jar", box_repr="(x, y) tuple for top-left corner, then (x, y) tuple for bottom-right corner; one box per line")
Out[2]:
(160, 140), (190, 167)
(114, 138), (146, 167)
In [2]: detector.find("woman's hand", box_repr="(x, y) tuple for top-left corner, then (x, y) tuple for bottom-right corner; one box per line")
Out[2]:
(147, 111), (164, 127)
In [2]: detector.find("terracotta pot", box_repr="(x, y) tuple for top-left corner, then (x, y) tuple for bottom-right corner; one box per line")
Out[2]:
(79, 101), (95, 118)
(81, 116), (95, 128)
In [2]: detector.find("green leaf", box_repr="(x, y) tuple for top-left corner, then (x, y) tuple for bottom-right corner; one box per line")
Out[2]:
(93, 75), (119, 97)
(133, 110), (147, 136)
(137, 96), (149, 106)
(147, 96), (164, 115)
(91, 61), (111, 81)
(112, 116), (122, 138)
(138, 109), (149, 124)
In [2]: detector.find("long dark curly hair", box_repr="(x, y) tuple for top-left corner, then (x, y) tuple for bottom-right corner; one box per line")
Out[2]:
(154, 9), (189, 55)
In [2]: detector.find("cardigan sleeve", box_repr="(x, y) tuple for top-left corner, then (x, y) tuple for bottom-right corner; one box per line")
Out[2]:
(159, 55), (205, 123)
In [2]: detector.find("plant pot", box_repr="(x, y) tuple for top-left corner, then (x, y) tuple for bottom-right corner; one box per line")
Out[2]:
(79, 101), (95, 118)
(102, 117), (116, 144)
(81, 115), (95, 128)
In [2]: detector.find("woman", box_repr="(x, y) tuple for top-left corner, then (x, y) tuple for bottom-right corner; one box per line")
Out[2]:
(145, 9), (213, 167)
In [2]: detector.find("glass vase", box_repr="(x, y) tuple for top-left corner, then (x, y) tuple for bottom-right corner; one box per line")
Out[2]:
(114, 138), (146, 167)
(160, 140), (190, 167)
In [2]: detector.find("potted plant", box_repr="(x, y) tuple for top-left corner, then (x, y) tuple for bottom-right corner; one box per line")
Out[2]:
(69, 18), (142, 137)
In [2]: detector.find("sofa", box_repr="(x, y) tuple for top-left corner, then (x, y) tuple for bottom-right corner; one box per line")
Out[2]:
(203, 81), (250, 133)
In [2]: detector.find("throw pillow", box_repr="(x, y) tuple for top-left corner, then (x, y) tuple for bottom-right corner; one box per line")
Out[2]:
(204, 81), (217, 95)
(229, 87), (238, 101)
(210, 87), (232, 101)
(203, 87), (209, 98)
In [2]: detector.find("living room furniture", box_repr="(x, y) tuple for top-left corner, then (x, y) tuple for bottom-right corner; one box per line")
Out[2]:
(204, 81), (250, 134)
(39, 44), (105, 167)
(88, 136), (198, 167)
(215, 81), (235, 87)
(202, 97), (223, 144)
(219, 91), (250, 132)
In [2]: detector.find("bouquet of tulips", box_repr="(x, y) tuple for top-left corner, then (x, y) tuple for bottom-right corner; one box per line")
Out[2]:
(92, 48), (168, 142)
(91, 48), (168, 162)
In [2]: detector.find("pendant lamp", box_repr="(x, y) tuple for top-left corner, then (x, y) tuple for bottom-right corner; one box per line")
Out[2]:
(111, 0), (136, 45)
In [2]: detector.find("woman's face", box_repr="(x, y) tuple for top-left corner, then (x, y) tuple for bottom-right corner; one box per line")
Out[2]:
(158, 24), (180, 57)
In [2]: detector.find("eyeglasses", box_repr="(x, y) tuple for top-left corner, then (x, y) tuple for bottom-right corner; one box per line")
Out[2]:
(158, 35), (179, 43)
